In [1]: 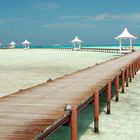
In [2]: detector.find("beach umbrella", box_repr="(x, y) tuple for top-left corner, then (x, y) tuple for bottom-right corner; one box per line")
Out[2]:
(21, 40), (31, 49)
(71, 36), (83, 51)
(115, 28), (137, 54)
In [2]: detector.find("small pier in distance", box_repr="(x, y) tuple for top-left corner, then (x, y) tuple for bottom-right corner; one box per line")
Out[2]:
(0, 51), (140, 140)
(81, 48), (121, 53)
(32, 47), (133, 54)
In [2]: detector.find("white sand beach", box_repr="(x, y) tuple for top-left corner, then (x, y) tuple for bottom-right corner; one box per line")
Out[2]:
(0, 49), (116, 97)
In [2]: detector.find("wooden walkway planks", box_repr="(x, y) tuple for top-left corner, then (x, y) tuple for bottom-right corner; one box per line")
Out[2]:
(0, 51), (140, 140)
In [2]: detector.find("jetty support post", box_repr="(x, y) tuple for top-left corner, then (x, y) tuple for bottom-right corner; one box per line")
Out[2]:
(137, 58), (140, 71)
(135, 59), (137, 72)
(106, 81), (111, 114)
(132, 62), (135, 78)
(71, 105), (77, 140)
(137, 58), (139, 70)
(121, 69), (125, 93)
(134, 60), (136, 75)
(126, 66), (129, 87)
(136, 58), (138, 72)
(139, 57), (140, 69)
(115, 75), (119, 102)
(136, 59), (138, 71)
(136, 59), (138, 72)
(94, 90), (99, 133)
(129, 64), (132, 82)
(139, 58), (140, 68)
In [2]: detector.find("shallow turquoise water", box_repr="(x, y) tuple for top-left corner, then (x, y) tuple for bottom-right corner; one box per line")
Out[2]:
(18, 45), (140, 49)
(1, 45), (140, 49)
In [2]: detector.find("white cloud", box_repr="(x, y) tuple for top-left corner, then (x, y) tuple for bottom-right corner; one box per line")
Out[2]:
(58, 13), (140, 22)
(0, 18), (16, 24)
(94, 13), (140, 21)
(36, 2), (60, 10)
(42, 23), (95, 29)
(0, 17), (32, 25)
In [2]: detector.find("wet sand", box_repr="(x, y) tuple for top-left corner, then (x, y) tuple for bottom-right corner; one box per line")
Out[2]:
(0, 49), (115, 97)
(47, 71), (140, 140)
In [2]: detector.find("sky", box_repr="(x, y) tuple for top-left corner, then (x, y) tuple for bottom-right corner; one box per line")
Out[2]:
(0, 0), (140, 45)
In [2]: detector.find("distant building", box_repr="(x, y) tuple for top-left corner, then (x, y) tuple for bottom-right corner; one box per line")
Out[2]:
(7, 41), (16, 48)
(71, 36), (83, 51)
(115, 28), (137, 55)
(21, 40), (31, 49)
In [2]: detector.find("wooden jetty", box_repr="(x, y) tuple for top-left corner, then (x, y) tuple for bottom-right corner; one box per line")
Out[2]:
(0, 47), (133, 54)
(82, 48), (120, 53)
(32, 47), (132, 54)
(0, 51), (140, 140)
(81, 48), (132, 53)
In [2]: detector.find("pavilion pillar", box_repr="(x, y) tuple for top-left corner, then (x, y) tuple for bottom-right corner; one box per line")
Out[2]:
(73, 43), (75, 50)
(79, 42), (81, 50)
(119, 39), (122, 55)
(130, 38), (132, 51)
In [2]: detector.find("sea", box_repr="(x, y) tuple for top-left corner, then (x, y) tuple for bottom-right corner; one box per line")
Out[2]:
(5, 44), (140, 49)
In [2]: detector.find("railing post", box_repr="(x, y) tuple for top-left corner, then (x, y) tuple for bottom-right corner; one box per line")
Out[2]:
(106, 81), (111, 114)
(71, 105), (77, 140)
(121, 69), (125, 93)
(115, 75), (119, 102)
(94, 90), (99, 133)
(126, 66), (129, 87)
